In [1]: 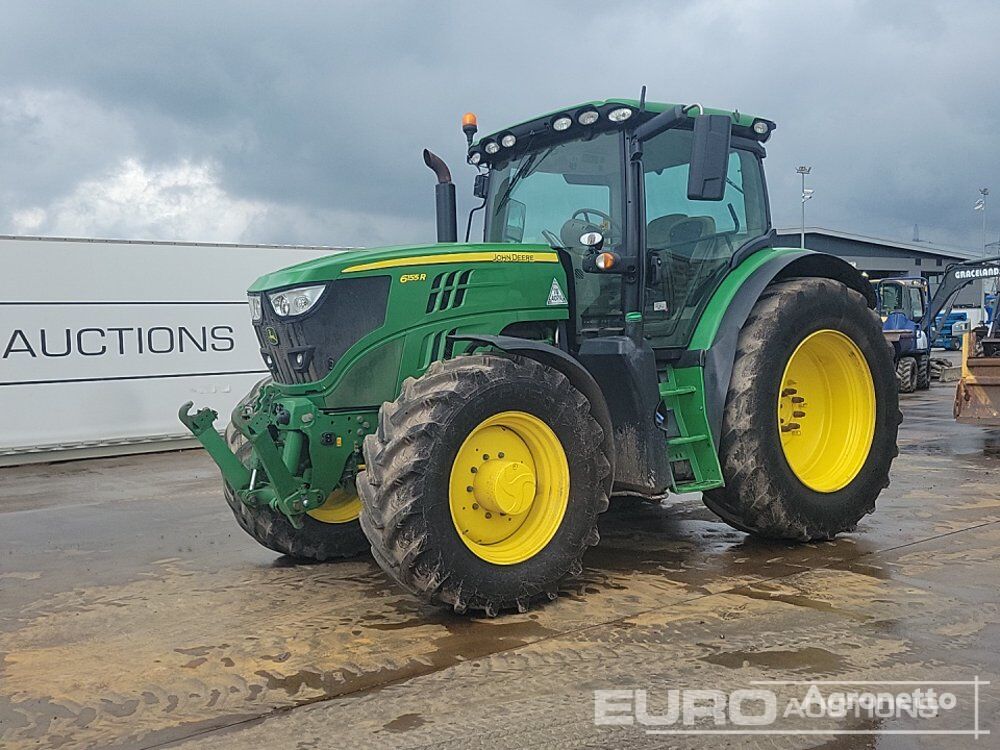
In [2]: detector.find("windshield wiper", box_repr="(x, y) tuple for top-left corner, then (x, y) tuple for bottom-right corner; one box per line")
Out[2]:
(494, 145), (556, 214)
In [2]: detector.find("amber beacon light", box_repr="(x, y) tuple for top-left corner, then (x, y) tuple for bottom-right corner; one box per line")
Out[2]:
(462, 112), (478, 145)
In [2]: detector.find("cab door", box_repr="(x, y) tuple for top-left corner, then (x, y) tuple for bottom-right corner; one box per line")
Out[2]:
(638, 129), (770, 352)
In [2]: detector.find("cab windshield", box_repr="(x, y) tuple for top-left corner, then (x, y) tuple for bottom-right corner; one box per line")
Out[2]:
(878, 281), (924, 321)
(484, 131), (625, 333)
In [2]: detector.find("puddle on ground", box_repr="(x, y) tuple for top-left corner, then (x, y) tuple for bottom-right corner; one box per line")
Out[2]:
(381, 712), (426, 733)
(700, 645), (848, 673)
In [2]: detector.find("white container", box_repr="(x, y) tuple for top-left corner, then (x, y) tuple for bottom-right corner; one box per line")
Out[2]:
(0, 235), (351, 464)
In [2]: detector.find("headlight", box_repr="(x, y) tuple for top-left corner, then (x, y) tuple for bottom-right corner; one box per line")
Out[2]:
(552, 115), (572, 131)
(484, 140), (500, 155)
(248, 294), (263, 322)
(577, 110), (599, 125)
(608, 107), (633, 122)
(268, 284), (326, 317)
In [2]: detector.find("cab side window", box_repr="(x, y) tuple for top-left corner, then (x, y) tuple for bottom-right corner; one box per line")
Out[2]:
(908, 286), (925, 321)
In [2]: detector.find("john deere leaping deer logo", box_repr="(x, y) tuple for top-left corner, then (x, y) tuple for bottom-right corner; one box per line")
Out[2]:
(265, 327), (279, 346)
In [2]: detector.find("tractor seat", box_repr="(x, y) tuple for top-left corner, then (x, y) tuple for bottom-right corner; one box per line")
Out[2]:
(671, 215), (715, 239)
(646, 214), (688, 248)
(647, 215), (718, 257)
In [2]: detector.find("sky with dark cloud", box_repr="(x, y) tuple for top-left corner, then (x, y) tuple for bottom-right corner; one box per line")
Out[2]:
(1, 0), (999, 251)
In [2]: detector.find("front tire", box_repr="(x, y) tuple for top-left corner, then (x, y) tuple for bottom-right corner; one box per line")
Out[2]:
(357, 354), (612, 615)
(703, 278), (900, 541)
(222, 378), (369, 561)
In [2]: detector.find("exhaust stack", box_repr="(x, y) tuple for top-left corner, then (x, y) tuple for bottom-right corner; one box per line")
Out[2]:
(423, 149), (458, 243)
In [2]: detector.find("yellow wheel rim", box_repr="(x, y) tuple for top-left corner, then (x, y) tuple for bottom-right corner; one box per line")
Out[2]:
(448, 411), (569, 565)
(306, 488), (361, 524)
(778, 329), (876, 493)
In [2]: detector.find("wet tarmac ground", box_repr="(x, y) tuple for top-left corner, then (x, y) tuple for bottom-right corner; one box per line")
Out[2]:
(1, 379), (998, 749)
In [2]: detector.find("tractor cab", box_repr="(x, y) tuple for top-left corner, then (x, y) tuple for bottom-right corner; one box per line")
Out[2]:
(470, 100), (774, 349)
(875, 276), (927, 322)
(875, 276), (929, 347)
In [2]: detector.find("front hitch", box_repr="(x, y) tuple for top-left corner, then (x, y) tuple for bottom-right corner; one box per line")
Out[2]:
(178, 402), (252, 491)
(179, 399), (327, 529)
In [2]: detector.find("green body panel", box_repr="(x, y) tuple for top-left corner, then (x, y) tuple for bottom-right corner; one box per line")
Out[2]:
(249, 242), (555, 290)
(261, 243), (568, 400)
(688, 247), (802, 349)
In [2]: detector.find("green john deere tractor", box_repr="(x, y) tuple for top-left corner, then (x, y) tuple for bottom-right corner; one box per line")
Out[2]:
(181, 97), (900, 615)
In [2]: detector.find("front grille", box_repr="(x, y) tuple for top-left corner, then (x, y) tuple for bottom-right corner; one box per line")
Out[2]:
(254, 276), (391, 384)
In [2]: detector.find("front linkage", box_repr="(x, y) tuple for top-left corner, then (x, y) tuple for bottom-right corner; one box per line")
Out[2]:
(179, 383), (373, 527)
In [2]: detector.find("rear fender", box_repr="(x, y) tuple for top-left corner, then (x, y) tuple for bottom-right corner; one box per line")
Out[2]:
(703, 251), (874, 445)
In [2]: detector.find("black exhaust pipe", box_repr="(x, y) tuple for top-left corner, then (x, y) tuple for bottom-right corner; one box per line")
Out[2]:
(423, 149), (458, 243)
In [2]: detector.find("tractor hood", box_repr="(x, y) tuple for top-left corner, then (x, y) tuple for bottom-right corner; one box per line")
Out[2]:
(247, 242), (556, 291)
(245, 240), (564, 388)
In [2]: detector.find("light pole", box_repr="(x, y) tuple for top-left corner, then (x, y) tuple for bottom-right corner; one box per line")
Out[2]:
(975, 187), (989, 257)
(797, 166), (813, 249)
(975, 188), (990, 309)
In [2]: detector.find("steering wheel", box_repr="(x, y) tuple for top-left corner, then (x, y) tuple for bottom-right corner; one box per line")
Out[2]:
(572, 208), (613, 225)
(571, 208), (622, 244)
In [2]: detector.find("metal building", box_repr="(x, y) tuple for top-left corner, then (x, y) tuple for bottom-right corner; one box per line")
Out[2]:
(776, 226), (985, 304)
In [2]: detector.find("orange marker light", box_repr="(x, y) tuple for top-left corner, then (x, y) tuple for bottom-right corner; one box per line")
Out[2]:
(596, 252), (617, 271)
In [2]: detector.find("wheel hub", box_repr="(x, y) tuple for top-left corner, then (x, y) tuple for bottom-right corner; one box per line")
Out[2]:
(473, 458), (536, 516)
(778, 386), (807, 435)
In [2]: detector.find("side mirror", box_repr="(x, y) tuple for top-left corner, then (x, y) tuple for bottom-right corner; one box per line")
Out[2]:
(687, 114), (731, 201)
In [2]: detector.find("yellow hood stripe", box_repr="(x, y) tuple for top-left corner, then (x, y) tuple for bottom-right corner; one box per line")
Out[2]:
(343, 251), (559, 273)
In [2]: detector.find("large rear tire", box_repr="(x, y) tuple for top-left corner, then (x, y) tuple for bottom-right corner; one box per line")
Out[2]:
(357, 354), (612, 615)
(703, 278), (900, 541)
(222, 378), (369, 561)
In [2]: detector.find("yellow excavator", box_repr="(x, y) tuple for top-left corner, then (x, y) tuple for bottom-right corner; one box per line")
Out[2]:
(955, 310), (1000, 426)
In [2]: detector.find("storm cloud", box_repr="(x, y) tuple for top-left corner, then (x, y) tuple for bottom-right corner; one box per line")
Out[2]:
(1, 0), (998, 250)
